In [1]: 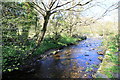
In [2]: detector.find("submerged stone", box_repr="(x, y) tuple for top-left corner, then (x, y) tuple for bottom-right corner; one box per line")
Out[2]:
(85, 54), (89, 56)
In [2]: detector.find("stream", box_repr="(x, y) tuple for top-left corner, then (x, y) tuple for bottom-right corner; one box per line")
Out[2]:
(3, 37), (104, 79)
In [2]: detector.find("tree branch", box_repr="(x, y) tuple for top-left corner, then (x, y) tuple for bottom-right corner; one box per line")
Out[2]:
(51, 0), (93, 12)
(66, 0), (93, 10)
(41, 1), (47, 11)
(49, 0), (54, 7)
(33, 6), (45, 16)
(33, 2), (45, 12)
(51, 0), (72, 10)
(77, 0), (93, 6)
(49, 0), (58, 9)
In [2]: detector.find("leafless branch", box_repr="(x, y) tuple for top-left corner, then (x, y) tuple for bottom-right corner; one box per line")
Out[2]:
(78, 0), (93, 6)
(33, 5), (45, 16)
(51, 0), (93, 12)
(51, 0), (72, 10)
(66, 0), (93, 10)
(80, 2), (118, 27)
(49, 0), (54, 6)
(41, 1), (47, 11)
(33, 2), (45, 11)
(49, 0), (58, 9)
(97, 2), (118, 20)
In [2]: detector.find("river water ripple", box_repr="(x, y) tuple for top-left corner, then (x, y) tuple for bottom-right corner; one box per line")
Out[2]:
(3, 38), (104, 79)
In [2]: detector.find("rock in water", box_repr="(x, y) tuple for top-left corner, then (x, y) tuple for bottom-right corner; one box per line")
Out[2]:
(89, 59), (92, 61)
(98, 56), (103, 61)
(86, 62), (89, 65)
(85, 54), (89, 56)
(97, 51), (104, 55)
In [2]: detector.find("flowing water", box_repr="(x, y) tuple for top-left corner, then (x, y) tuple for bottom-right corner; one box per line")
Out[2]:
(3, 37), (104, 79)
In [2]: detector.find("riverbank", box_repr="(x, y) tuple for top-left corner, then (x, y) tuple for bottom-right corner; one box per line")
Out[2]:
(3, 37), (104, 79)
(20, 36), (87, 72)
(93, 35), (119, 79)
(3, 35), (87, 73)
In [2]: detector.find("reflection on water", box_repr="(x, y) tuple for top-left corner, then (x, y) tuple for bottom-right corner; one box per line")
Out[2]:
(3, 38), (104, 79)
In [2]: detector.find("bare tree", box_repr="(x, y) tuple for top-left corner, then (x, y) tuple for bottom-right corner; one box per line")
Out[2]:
(27, 0), (93, 54)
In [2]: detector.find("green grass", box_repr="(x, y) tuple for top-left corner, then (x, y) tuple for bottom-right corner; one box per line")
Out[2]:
(34, 35), (78, 55)
(2, 35), (79, 72)
(98, 34), (119, 78)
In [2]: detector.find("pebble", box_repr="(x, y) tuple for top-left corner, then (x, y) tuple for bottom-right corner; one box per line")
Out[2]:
(86, 62), (89, 65)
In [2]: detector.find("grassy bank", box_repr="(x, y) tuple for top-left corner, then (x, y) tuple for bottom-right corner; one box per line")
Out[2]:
(94, 34), (120, 78)
(34, 35), (79, 55)
(2, 35), (82, 72)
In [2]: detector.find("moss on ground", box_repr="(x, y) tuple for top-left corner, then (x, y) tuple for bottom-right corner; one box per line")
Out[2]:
(95, 35), (119, 78)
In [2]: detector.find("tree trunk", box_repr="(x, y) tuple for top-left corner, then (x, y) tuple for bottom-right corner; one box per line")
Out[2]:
(37, 15), (50, 47)
(27, 13), (50, 56)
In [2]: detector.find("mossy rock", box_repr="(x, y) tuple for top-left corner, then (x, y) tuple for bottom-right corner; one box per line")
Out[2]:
(98, 56), (103, 61)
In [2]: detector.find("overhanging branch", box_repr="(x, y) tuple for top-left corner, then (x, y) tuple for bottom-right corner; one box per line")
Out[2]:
(33, 2), (45, 12)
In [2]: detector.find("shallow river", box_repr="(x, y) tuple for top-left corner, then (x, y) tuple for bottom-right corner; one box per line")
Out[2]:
(3, 38), (104, 79)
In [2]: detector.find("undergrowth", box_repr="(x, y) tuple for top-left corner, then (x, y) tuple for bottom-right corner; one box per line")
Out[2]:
(100, 34), (119, 78)
(2, 35), (79, 72)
